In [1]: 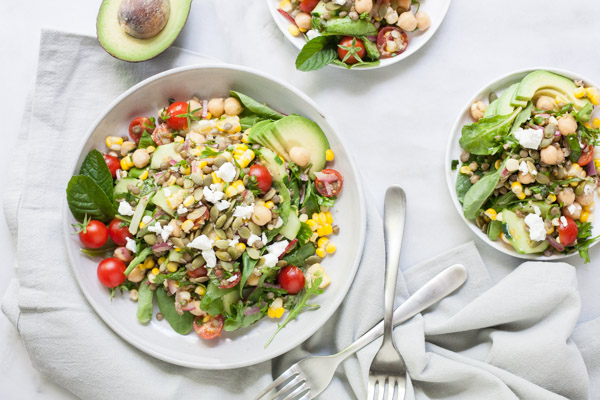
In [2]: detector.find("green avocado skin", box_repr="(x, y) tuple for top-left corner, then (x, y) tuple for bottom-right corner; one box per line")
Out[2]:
(511, 70), (591, 110)
(97, 0), (192, 62)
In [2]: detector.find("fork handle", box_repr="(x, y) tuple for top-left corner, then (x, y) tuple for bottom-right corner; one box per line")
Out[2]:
(334, 264), (467, 363)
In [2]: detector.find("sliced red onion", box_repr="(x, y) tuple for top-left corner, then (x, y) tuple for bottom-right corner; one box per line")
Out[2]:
(152, 242), (173, 253)
(244, 306), (261, 316)
(546, 235), (564, 252)
(181, 302), (196, 312)
(314, 171), (337, 182)
(366, 35), (377, 42)
(324, 181), (334, 196)
(167, 280), (178, 295)
(501, 168), (510, 178)
(586, 160), (597, 176)
(262, 282), (282, 290)
(299, 186), (306, 204)
(537, 113), (551, 118)
(299, 173), (309, 181)
(169, 159), (177, 166)
(281, 239), (298, 258)
(202, 100), (208, 118)
(184, 137), (191, 152)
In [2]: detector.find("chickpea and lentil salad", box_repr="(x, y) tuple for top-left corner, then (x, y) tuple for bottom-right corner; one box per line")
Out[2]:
(279, 0), (431, 71)
(66, 91), (344, 346)
(454, 70), (600, 262)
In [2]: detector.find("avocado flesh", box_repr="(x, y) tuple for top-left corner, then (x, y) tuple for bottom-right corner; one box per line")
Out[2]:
(259, 148), (286, 182)
(151, 185), (183, 216)
(150, 142), (183, 170)
(249, 121), (289, 158)
(502, 210), (549, 254)
(280, 210), (301, 240)
(114, 177), (141, 197)
(515, 70), (591, 111)
(97, 0), (192, 62)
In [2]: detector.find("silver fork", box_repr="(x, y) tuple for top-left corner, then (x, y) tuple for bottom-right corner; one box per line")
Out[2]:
(367, 186), (408, 400)
(252, 262), (468, 400)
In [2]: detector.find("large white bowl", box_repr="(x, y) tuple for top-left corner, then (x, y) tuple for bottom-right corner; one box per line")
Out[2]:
(445, 67), (600, 261)
(63, 64), (366, 369)
(266, 0), (451, 70)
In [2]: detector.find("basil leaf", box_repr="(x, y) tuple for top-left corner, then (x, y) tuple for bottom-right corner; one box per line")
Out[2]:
(455, 172), (472, 204)
(79, 150), (113, 199)
(66, 175), (116, 222)
(295, 36), (337, 72)
(361, 37), (380, 60)
(462, 161), (506, 220)
(136, 279), (154, 324)
(138, 131), (157, 149)
(240, 252), (259, 296)
(323, 17), (377, 36)
(459, 108), (521, 155)
(155, 287), (194, 335)
(229, 91), (284, 120)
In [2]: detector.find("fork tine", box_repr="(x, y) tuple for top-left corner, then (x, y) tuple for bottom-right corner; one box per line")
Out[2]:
(376, 377), (386, 400)
(265, 375), (304, 400)
(252, 368), (298, 400)
(385, 378), (397, 400)
(281, 383), (310, 400)
(367, 377), (377, 400)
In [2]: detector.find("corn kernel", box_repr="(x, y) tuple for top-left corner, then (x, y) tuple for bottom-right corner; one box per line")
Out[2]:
(235, 243), (246, 252)
(167, 262), (179, 273)
(211, 172), (223, 184)
(105, 136), (123, 151)
(181, 166), (191, 175)
(139, 169), (149, 180)
(146, 146), (155, 154)
(592, 118), (600, 129)
(237, 144), (248, 152)
(203, 315), (211, 322)
(511, 181), (523, 194)
(316, 247), (326, 258)
(546, 226), (554, 234)
(580, 211), (590, 223)
(494, 159), (502, 170)
(232, 180), (245, 191)
(306, 219), (318, 230)
(325, 243), (336, 254)
(317, 237), (329, 248)
(158, 256), (166, 265)
(120, 155), (133, 171)
(166, 175), (177, 186)
(586, 87), (599, 97)
(234, 125), (242, 133)
(517, 192), (526, 200)
(316, 212), (326, 225)
(181, 220), (194, 233)
(459, 166), (471, 175)
(265, 201), (275, 209)
(195, 286), (206, 296)
(183, 196), (195, 208)
(189, 148), (202, 157)
(143, 258), (155, 270)
(325, 211), (333, 224)
(242, 133), (250, 143)
(583, 203), (594, 212)
(322, 224), (333, 235)
(325, 149), (335, 162)
(484, 208), (497, 221)
(274, 307), (285, 318)
(574, 87), (587, 99)
(555, 95), (567, 106)
(205, 112), (212, 120)
(591, 95), (600, 106)
(225, 186), (238, 197)
(547, 193), (557, 203)
(151, 267), (160, 276)
(267, 308), (276, 318)
(174, 136), (184, 143)
(288, 24), (300, 36)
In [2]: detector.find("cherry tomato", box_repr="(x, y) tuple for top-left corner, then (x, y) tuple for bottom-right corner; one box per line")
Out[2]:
(108, 218), (132, 246)
(103, 154), (120, 178)
(278, 266), (305, 294)
(187, 266), (208, 279)
(97, 257), (127, 288)
(558, 216), (578, 247)
(219, 272), (241, 289)
(314, 169), (344, 197)
(78, 220), (109, 249)
(165, 101), (189, 130)
(299, 0), (320, 13)
(193, 315), (224, 340)
(249, 164), (273, 194)
(578, 145), (594, 166)
(376, 26), (408, 58)
(128, 117), (153, 143)
(337, 36), (366, 65)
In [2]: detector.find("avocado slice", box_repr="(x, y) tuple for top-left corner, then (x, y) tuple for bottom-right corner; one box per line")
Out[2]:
(151, 185), (183, 216)
(514, 70), (591, 111)
(249, 121), (289, 159)
(271, 115), (329, 175)
(280, 209), (301, 240)
(97, 0), (192, 62)
(150, 142), (183, 170)
(495, 83), (519, 116)
(311, 1), (340, 17)
(510, 88), (528, 108)
(222, 291), (240, 315)
(502, 210), (549, 254)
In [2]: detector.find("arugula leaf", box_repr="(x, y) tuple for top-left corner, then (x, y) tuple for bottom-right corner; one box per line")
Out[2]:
(239, 114), (262, 130)
(274, 181), (291, 224)
(224, 303), (266, 332)
(264, 277), (323, 348)
(295, 36), (337, 72)
(66, 175), (116, 222)
(229, 91), (284, 120)
(361, 36), (380, 60)
(138, 131), (157, 149)
(200, 282), (236, 316)
(573, 221), (600, 263)
(136, 279), (154, 324)
(322, 17), (377, 36)
(451, 160), (459, 171)
(283, 243), (316, 266)
(240, 252), (260, 296)
(154, 268), (187, 285)
(155, 287), (194, 335)
(577, 102), (594, 122)
(301, 180), (336, 216)
(200, 147), (221, 158)
(459, 108), (521, 155)
(566, 134), (582, 162)
(79, 150), (113, 199)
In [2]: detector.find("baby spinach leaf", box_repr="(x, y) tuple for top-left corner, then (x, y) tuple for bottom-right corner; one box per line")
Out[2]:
(239, 114), (262, 130)
(459, 108), (521, 155)
(224, 303), (265, 332)
(509, 102), (533, 136)
(283, 243), (316, 266)
(155, 287), (194, 335)
(200, 282), (235, 316)
(323, 17), (377, 37)
(566, 134), (582, 162)
(137, 131), (157, 149)
(66, 175), (116, 222)
(136, 279), (154, 324)
(79, 149), (113, 199)
(240, 252), (259, 296)
(487, 220), (503, 241)
(295, 36), (337, 72)
(229, 91), (284, 120)
(577, 102), (593, 122)
(462, 160), (506, 220)
(361, 37), (380, 60)
(455, 173), (472, 204)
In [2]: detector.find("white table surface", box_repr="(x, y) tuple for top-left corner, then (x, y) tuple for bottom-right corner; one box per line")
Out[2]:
(2, 0), (600, 398)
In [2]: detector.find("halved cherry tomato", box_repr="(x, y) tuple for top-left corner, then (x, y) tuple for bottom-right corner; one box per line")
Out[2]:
(314, 169), (344, 197)
(103, 154), (120, 178)
(578, 145), (594, 166)
(278, 266), (305, 294)
(558, 216), (578, 247)
(78, 220), (109, 249)
(97, 257), (127, 288)
(129, 117), (153, 143)
(249, 164), (273, 194)
(337, 36), (366, 65)
(187, 266), (208, 279)
(108, 218), (132, 246)
(299, 0), (320, 13)
(151, 123), (170, 146)
(376, 26), (408, 59)
(165, 101), (189, 130)
(219, 272), (241, 289)
(193, 315), (224, 340)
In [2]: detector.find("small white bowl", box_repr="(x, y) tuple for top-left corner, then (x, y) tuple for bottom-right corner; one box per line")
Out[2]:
(445, 67), (600, 261)
(266, 0), (451, 70)
(63, 64), (366, 369)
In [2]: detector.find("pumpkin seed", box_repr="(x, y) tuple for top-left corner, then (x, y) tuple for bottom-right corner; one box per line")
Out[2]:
(221, 261), (233, 271)
(227, 247), (239, 259)
(544, 124), (556, 138)
(171, 237), (185, 249)
(248, 221), (261, 236)
(201, 223), (213, 236)
(276, 260), (288, 268)
(535, 174), (550, 184)
(210, 205), (219, 221)
(144, 234), (157, 245)
(263, 188), (276, 201)
(232, 217), (243, 230)
(226, 228), (234, 239)
(215, 228), (227, 239)
(216, 251), (232, 261)
(238, 226), (251, 239)
(215, 214), (227, 228)
(305, 255), (322, 265)
(203, 175), (213, 186)
(243, 175), (249, 185)
(192, 256), (206, 269)
(215, 239), (230, 249)
(247, 248), (260, 259)
(193, 188), (204, 201)
(575, 182), (587, 196)
(253, 240), (264, 249)
(540, 138), (553, 148)
(214, 156), (227, 167)
(223, 215), (234, 230)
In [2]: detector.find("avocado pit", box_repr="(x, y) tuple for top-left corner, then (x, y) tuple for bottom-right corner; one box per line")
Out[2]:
(118, 0), (170, 39)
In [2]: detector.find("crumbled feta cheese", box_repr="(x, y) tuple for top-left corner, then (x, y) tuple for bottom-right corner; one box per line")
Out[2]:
(560, 216), (568, 227)
(177, 205), (188, 215)
(524, 213), (546, 242)
(187, 234), (214, 251)
(229, 236), (239, 247)
(164, 188), (172, 197)
(247, 234), (261, 247)
(262, 233), (268, 245)
(148, 222), (162, 234)
(567, 204), (576, 214)
(125, 237), (137, 253)
(306, 30), (320, 40)
(226, 274), (239, 283)
(332, 0), (345, 4)
(216, 162), (237, 183)
(142, 215), (152, 224)
(533, 205), (541, 216)
(262, 253), (278, 268)
(584, 184), (593, 195)
(518, 161), (529, 175)
(513, 127), (543, 149)
(233, 205), (254, 219)
(202, 249), (217, 269)
(118, 201), (135, 216)
(216, 200), (231, 211)
(203, 186), (224, 203)
(210, 183), (223, 192)
(267, 240), (289, 258)
(147, 222), (173, 242)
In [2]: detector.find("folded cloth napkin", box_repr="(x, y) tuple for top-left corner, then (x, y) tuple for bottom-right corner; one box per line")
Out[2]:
(3, 29), (600, 400)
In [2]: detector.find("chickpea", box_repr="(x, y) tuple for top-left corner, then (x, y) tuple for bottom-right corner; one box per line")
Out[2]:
(224, 97), (243, 116)
(385, 9), (399, 24)
(246, 273), (260, 286)
(207, 98), (225, 118)
(127, 266), (145, 283)
(295, 12), (312, 30)
(576, 191), (594, 206)
(168, 219), (181, 237)
(397, 11), (417, 31)
(540, 145), (564, 165)
(252, 205), (272, 226)
(518, 171), (535, 184)
(557, 188), (575, 207)
(470, 100), (487, 120)
(289, 146), (311, 167)
(132, 148), (150, 168)
(354, 0), (373, 14)
(188, 99), (203, 118)
(415, 11), (431, 31)
(558, 114), (577, 135)
(562, 202), (582, 220)
(535, 96), (555, 111)
(114, 247), (133, 262)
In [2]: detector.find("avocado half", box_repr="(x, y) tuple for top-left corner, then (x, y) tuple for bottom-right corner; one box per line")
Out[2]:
(97, 0), (192, 62)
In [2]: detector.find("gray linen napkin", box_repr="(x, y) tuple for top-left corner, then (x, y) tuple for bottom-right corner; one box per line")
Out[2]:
(3, 29), (600, 400)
